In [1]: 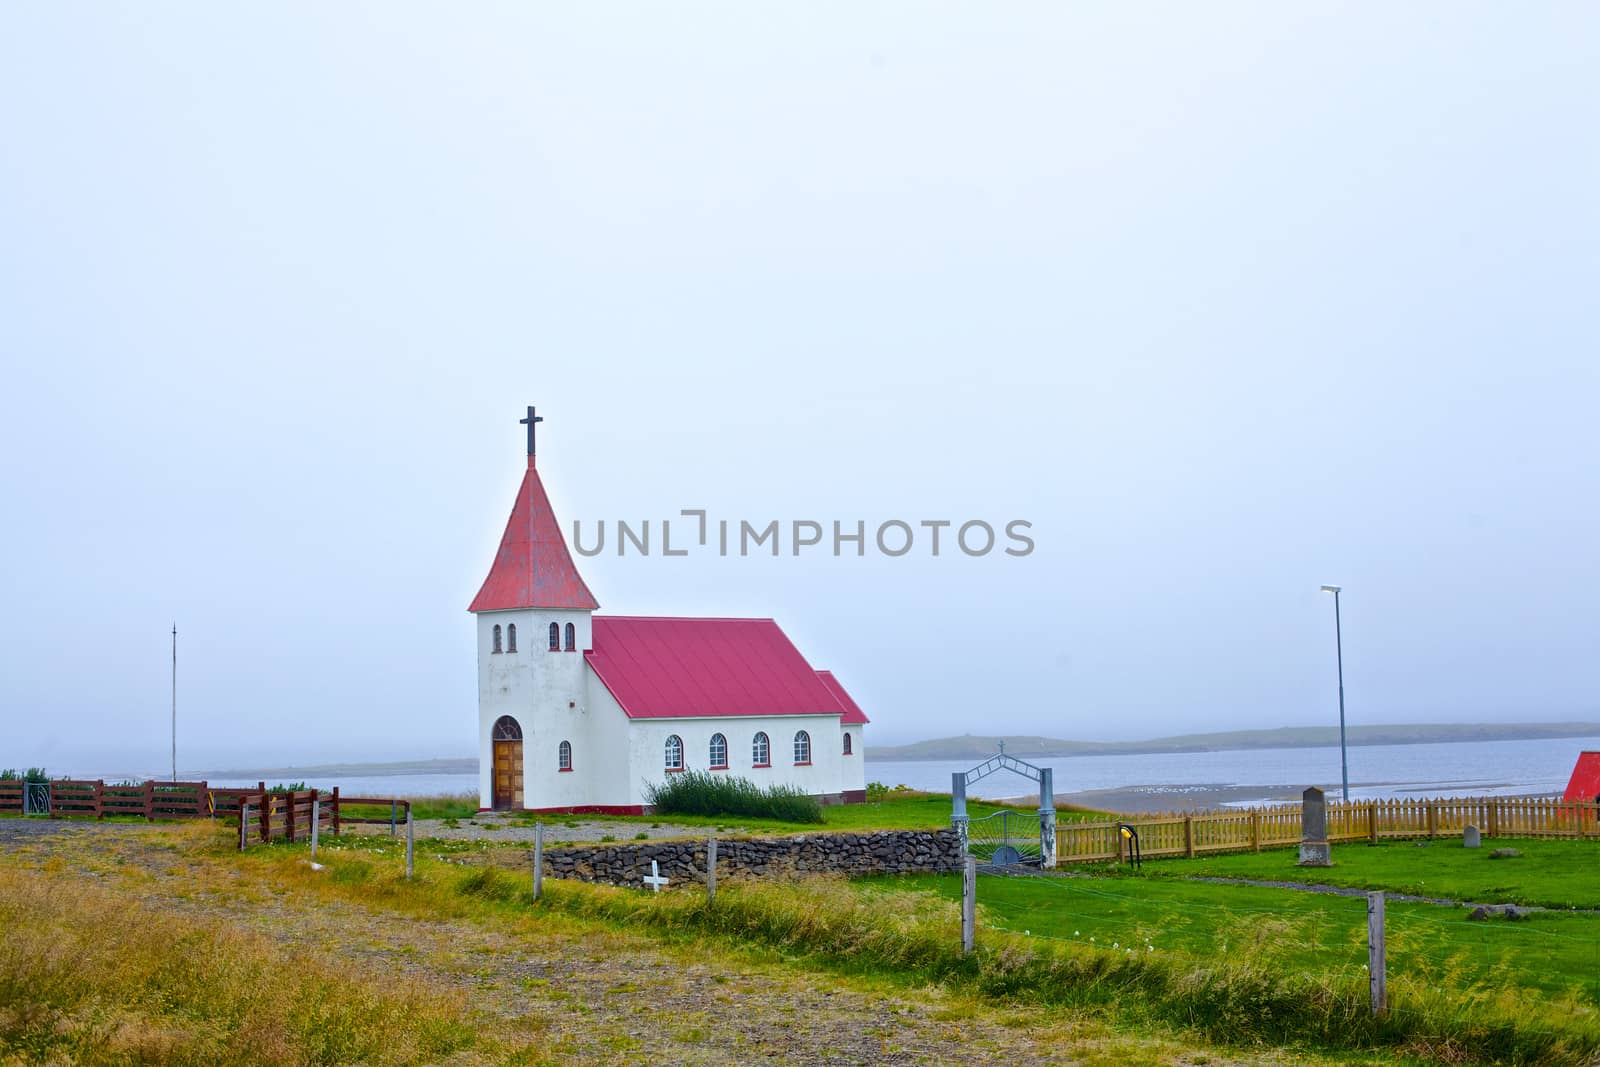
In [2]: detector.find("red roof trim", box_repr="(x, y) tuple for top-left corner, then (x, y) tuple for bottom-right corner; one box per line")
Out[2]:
(816, 669), (871, 725)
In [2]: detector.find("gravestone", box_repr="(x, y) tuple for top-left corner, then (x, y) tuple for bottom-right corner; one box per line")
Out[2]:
(1463, 824), (1481, 849)
(1297, 786), (1332, 866)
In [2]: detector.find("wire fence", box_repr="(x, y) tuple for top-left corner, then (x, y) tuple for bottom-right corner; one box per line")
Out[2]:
(966, 869), (1600, 1011)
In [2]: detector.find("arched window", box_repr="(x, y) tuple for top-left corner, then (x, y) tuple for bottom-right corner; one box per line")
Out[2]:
(793, 730), (811, 765)
(506, 623), (517, 653)
(709, 733), (728, 769)
(664, 734), (684, 771)
(492, 624), (503, 654)
(842, 732), (853, 755)
(548, 622), (560, 651)
(492, 715), (522, 741)
(558, 740), (573, 771)
(564, 622), (576, 651)
(752, 732), (770, 766)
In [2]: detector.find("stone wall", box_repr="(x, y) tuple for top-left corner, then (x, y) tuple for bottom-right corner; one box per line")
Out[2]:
(540, 828), (963, 886)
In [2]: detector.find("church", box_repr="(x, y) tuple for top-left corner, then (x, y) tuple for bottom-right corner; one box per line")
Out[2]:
(471, 408), (869, 814)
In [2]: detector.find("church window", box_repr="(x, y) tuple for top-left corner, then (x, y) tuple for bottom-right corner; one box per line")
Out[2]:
(752, 732), (770, 766)
(665, 734), (684, 771)
(506, 623), (517, 653)
(564, 622), (576, 651)
(492, 715), (522, 741)
(548, 622), (560, 651)
(843, 732), (853, 755)
(558, 740), (573, 771)
(793, 731), (811, 765)
(709, 733), (728, 769)
(492, 625), (503, 654)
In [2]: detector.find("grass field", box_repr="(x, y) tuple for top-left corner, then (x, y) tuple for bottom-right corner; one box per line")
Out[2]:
(1106, 837), (1600, 910)
(0, 821), (1369, 1067)
(484, 790), (1085, 835)
(8, 811), (1600, 1064)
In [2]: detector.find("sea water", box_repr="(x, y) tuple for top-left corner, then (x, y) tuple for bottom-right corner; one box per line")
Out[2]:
(196, 735), (1600, 805)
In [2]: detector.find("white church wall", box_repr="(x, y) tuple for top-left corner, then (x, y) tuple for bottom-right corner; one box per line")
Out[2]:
(580, 673), (641, 808)
(476, 608), (594, 810)
(622, 714), (846, 808)
(840, 725), (867, 796)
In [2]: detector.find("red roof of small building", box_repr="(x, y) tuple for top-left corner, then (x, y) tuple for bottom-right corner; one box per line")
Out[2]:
(816, 670), (870, 726)
(1563, 751), (1600, 803)
(585, 616), (847, 720)
(469, 458), (600, 613)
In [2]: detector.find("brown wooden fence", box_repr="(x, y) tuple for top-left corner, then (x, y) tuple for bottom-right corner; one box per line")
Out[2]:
(0, 779), (219, 820)
(1058, 795), (1600, 864)
(233, 790), (410, 849)
(2, 778), (413, 853)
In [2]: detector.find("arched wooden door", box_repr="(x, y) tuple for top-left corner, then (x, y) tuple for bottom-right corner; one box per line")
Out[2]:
(492, 715), (524, 810)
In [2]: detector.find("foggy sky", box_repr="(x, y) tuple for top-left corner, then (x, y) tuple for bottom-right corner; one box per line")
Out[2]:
(1, 4), (1596, 775)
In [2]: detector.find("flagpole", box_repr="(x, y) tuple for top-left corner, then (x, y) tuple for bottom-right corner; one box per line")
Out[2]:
(171, 623), (178, 783)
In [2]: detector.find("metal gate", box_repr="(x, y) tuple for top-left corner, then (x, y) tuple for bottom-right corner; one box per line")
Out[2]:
(965, 809), (1043, 865)
(950, 744), (1057, 868)
(22, 782), (50, 815)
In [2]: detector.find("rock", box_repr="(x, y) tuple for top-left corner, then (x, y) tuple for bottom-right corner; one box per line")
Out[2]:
(1489, 848), (1521, 859)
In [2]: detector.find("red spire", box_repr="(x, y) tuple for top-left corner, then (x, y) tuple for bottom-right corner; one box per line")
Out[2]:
(468, 454), (600, 613)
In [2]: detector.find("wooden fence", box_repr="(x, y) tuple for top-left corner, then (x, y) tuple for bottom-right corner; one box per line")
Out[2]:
(0, 779), (218, 820)
(234, 790), (410, 849)
(1057, 795), (1600, 864)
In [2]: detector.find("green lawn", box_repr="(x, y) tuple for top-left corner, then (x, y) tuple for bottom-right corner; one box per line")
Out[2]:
(1107, 837), (1600, 910)
(868, 870), (1600, 1006)
(492, 792), (1071, 835)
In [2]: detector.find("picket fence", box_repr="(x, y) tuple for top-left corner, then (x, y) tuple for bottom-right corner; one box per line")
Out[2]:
(1057, 795), (1600, 864)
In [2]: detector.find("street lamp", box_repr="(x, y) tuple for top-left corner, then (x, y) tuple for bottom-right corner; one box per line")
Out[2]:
(1319, 586), (1349, 803)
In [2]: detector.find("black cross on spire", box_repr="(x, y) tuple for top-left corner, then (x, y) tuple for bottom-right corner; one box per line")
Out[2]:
(520, 405), (544, 456)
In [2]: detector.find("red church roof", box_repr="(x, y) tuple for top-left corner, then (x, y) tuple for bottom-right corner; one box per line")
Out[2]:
(469, 457), (600, 613)
(816, 670), (870, 725)
(585, 616), (848, 720)
(1564, 751), (1600, 803)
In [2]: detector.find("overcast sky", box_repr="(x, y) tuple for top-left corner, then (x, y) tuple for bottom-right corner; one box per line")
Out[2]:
(1, 5), (1596, 775)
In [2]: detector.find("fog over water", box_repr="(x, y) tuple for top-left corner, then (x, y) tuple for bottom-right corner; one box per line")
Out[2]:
(167, 736), (1598, 808)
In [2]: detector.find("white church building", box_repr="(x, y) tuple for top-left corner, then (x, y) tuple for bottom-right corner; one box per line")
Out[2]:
(471, 408), (869, 814)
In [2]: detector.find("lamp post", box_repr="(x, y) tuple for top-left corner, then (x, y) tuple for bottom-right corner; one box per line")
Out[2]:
(1320, 586), (1349, 803)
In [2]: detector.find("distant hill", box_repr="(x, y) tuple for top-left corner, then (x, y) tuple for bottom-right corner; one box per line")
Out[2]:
(867, 722), (1600, 761)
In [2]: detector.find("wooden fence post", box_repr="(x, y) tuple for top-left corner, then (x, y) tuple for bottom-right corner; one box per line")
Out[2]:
(285, 790), (297, 843)
(1184, 816), (1194, 859)
(1250, 810), (1260, 852)
(259, 788), (269, 843)
(143, 780), (155, 822)
(532, 821), (544, 902)
(239, 802), (250, 851)
(405, 807), (415, 880)
(961, 855), (976, 955)
(706, 837), (718, 906)
(1488, 799), (1499, 838)
(1367, 891), (1387, 1016)
(1368, 802), (1378, 844)
(95, 780), (105, 821)
(332, 786), (340, 835)
(1426, 802), (1437, 839)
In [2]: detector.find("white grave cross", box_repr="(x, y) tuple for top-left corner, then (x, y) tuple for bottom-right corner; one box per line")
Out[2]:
(643, 859), (669, 893)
